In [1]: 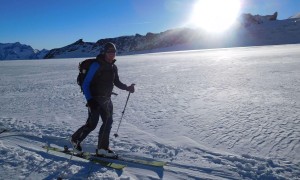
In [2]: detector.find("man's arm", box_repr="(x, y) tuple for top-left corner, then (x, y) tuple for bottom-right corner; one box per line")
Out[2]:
(113, 65), (128, 90)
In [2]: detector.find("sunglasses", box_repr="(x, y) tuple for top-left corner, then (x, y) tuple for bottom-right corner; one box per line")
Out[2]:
(106, 50), (116, 54)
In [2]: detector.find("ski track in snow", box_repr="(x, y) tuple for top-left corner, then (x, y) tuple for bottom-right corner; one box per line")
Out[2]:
(0, 44), (300, 179)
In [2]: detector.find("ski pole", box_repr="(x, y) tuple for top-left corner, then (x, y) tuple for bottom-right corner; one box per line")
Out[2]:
(114, 91), (132, 138)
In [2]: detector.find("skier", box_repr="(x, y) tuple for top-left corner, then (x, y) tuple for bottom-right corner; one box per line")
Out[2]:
(71, 42), (135, 157)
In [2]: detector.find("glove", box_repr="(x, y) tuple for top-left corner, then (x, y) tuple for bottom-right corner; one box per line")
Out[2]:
(126, 84), (135, 93)
(87, 98), (98, 108)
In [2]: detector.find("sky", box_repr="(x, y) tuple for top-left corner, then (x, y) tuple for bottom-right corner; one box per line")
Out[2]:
(0, 0), (299, 50)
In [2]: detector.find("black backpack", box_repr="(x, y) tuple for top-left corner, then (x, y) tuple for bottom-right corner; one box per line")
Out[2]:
(77, 58), (100, 92)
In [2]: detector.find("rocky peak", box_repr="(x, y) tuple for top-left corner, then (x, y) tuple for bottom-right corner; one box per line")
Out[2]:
(240, 12), (278, 27)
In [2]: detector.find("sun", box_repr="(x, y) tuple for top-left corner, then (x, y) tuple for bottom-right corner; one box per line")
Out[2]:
(189, 0), (241, 33)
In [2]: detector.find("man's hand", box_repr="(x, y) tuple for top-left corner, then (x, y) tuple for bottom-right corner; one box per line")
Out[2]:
(126, 83), (135, 93)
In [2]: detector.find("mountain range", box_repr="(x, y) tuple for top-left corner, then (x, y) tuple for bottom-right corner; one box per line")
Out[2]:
(1, 12), (300, 60)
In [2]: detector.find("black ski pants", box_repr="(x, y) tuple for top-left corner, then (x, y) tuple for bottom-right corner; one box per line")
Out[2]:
(72, 97), (113, 149)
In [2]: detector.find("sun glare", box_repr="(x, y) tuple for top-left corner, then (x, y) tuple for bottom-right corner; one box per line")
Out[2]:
(189, 0), (241, 33)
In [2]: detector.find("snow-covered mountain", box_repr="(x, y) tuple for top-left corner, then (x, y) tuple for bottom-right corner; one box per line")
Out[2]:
(0, 42), (32, 60)
(44, 12), (300, 59)
(239, 12), (278, 26)
(34, 48), (49, 59)
(0, 42), (49, 61)
(289, 13), (300, 19)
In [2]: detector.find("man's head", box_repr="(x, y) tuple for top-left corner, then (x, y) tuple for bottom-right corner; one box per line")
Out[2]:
(103, 42), (116, 63)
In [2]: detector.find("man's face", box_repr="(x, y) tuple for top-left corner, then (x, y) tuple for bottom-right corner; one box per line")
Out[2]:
(105, 48), (116, 63)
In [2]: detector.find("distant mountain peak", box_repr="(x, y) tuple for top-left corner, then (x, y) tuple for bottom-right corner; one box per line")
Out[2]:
(289, 13), (300, 19)
(73, 39), (84, 45)
(0, 42), (49, 60)
(239, 12), (278, 27)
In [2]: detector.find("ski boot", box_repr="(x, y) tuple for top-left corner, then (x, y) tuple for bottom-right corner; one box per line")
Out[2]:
(96, 148), (118, 159)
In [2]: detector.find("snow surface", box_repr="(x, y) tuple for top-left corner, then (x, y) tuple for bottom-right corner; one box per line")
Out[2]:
(0, 44), (300, 179)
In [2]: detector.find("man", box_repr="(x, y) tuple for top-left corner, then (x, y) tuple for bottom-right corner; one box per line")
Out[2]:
(71, 42), (135, 157)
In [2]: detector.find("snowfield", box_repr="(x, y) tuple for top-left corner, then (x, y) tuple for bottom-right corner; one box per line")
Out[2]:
(0, 44), (300, 179)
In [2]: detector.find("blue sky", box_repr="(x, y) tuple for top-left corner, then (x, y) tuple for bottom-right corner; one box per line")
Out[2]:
(0, 0), (299, 50)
